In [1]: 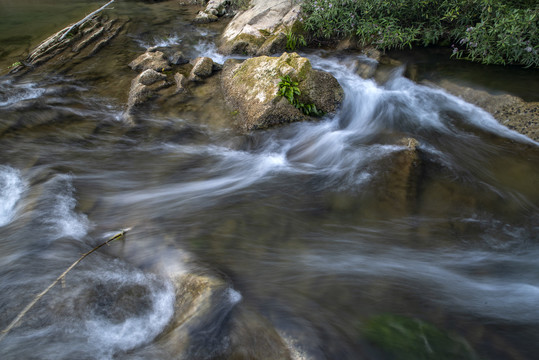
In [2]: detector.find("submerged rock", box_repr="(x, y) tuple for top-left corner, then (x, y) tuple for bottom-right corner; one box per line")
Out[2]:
(174, 73), (188, 93)
(226, 307), (293, 359)
(363, 314), (478, 360)
(124, 69), (169, 123)
(374, 137), (422, 216)
(10, 15), (127, 75)
(221, 52), (343, 131)
(428, 79), (539, 142)
(219, 0), (302, 55)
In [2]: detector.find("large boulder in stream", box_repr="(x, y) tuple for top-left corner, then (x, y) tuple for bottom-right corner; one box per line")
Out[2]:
(221, 52), (344, 131)
(219, 0), (302, 55)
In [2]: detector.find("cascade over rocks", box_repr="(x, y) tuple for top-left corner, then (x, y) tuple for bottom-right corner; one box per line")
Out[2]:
(428, 79), (539, 142)
(221, 52), (344, 131)
(219, 0), (302, 55)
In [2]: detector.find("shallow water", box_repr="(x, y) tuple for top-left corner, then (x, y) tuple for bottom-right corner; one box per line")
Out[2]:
(1, 1), (539, 359)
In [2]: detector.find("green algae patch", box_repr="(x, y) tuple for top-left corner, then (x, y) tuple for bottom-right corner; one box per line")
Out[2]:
(363, 314), (478, 360)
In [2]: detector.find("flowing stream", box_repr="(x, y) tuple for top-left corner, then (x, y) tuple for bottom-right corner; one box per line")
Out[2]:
(1, 1), (539, 359)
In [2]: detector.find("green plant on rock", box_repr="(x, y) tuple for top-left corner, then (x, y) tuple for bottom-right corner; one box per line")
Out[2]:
(278, 75), (323, 116)
(7, 61), (23, 70)
(285, 28), (307, 51)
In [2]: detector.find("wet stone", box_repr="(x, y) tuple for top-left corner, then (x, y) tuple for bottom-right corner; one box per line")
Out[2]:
(174, 73), (188, 93)
(129, 50), (171, 72)
(171, 51), (189, 65)
(189, 57), (214, 81)
(138, 69), (167, 86)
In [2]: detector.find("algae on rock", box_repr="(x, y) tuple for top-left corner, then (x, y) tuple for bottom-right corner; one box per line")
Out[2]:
(221, 52), (343, 131)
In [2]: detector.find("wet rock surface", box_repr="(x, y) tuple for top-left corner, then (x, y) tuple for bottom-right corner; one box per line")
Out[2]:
(430, 79), (539, 142)
(10, 14), (127, 75)
(125, 69), (170, 123)
(188, 56), (216, 81)
(221, 52), (343, 131)
(129, 50), (172, 72)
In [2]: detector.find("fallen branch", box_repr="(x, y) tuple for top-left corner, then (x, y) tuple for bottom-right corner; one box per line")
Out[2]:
(59, 0), (116, 40)
(0, 227), (132, 343)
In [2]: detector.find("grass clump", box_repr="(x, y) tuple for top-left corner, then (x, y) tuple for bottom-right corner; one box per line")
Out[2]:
(302, 0), (538, 67)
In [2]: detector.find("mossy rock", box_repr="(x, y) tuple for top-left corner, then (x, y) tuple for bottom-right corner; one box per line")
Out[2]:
(221, 52), (343, 131)
(363, 314), (478, 360)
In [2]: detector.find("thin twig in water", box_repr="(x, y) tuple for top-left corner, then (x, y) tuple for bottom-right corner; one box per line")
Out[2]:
(0, 227), (132, 344)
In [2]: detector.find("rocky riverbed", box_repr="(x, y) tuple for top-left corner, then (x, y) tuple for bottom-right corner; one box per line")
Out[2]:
(1, 1), (538, 359)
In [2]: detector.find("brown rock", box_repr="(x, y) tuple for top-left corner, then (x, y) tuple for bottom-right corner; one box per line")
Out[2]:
(138, 68), (167, 86)
(189, 57), (215, 81)
(171, 51), (189, 65)
(430, 79), (539, 142)
(174, 73), (188, 93)
(129, 51), (171, 72)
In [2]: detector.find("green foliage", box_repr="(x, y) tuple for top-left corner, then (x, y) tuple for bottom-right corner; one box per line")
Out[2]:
(278, 75), (300, 103)
(7, 61), (23, 69)
(302, 0), (538, 67)
(285, 28), (307, 51)
(363, 314), (478, 360)
(278, 75), (323, 116)
(452, 5), (538, 67)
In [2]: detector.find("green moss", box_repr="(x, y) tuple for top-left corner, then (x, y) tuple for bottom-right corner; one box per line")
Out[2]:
(258, 29), (271, 37)
(233, 33), (266, 48)
(363, 314), (478, 360)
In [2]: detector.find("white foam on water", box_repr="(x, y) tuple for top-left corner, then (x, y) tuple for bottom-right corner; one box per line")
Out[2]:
(137, 33), (182, 49)
(40, 174), (91, 240)
(0, 79), (46, 107)
(309, 54), (538, 146)
(193, 41), (230, 64)
(300, 243), (539, 323)
(0, 165), (26, 227)
(84, 271), (175, 359)
(226, 287), (242, 304)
